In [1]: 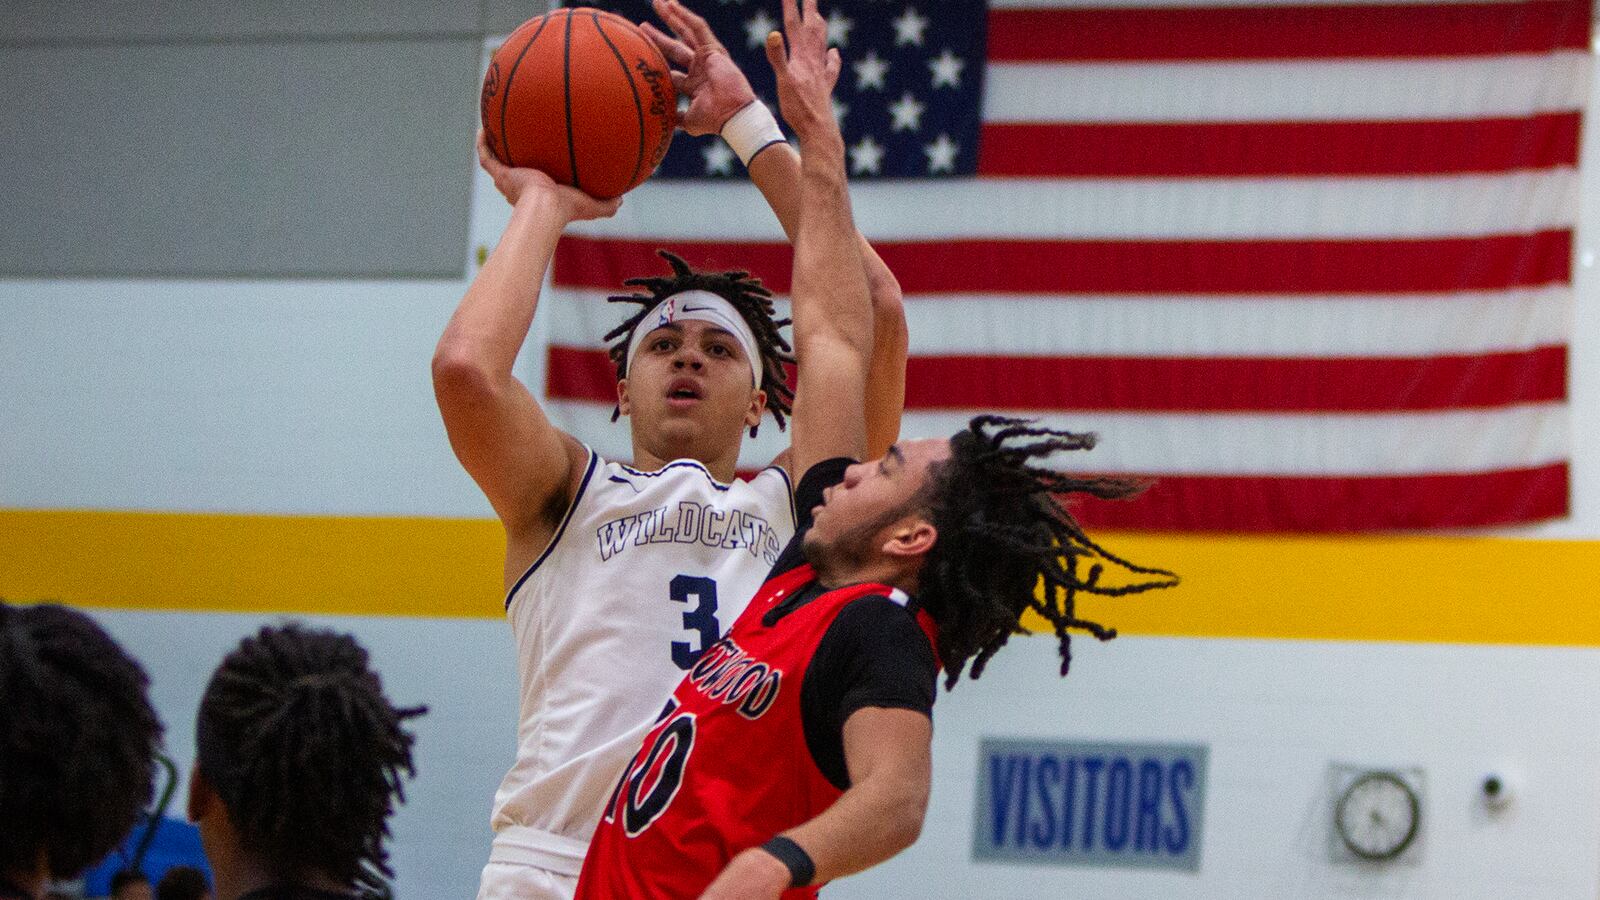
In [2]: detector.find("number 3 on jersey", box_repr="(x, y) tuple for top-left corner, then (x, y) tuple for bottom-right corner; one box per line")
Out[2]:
(670, 574), (720, 669)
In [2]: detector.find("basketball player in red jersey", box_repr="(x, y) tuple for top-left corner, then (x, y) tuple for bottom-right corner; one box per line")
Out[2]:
(435, 1), (907, 897)
(575, 2), (1179, 897)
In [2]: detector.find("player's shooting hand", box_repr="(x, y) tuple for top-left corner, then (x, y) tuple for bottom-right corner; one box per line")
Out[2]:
(697, 846), (791, 900)
(476, 129), (621, 222)
(763, 0), (842, 146)
(642, 0), (757, 136)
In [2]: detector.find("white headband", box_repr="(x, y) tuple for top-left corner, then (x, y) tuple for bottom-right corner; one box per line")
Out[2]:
(624, 290), (763, 386)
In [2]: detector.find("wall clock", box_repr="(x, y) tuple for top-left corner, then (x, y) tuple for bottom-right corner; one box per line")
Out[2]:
(1334, 770), (1420, 861)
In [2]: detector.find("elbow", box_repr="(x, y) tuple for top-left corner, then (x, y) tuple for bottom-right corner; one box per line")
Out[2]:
(431, 344), (497, 402)
(870, 271), (905, 318)
(875, 300), (908, 354)
(887, 791), (927, 853)
(890, 810), (924, 854)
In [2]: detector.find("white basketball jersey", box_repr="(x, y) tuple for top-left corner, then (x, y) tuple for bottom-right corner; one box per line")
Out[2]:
(488, 449), (795, 877)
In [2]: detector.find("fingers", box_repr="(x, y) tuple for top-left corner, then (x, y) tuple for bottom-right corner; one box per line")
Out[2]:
(826, 46), (841, 81)
(780, 0), (799, 35)
(668, 69), (689, 93)
(583, 194), (623, 221)
(763, 29), (787, 74)
(667, 0), (722, 53)
(640, 21), (693, 67)
(654, 0), (697, 50)
(476, 128), (506, 176)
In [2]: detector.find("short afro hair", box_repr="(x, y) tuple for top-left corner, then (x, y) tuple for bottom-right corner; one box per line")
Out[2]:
(0, 601), (162, 880)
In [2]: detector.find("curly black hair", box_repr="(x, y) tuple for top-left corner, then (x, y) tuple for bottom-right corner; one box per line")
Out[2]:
(0, 601), (162, 881)
(917, 416), (1180, 688)
(602, 249), (794, 436)
(154, 865), (209, 900)
(195, 623), (425, 896)
(109, 869), (150, 897)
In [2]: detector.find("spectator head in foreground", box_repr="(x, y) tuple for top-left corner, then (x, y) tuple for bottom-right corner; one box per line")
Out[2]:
(0, 601), (162, 900)
(155, 866), (211, 900)
(188, 623), (424, 900)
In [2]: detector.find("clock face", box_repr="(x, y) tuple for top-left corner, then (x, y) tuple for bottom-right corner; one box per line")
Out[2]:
(1335, 771), (1420, 861)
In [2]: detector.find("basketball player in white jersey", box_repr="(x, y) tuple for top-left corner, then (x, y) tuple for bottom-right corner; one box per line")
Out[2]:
(433, 3), (906, 896)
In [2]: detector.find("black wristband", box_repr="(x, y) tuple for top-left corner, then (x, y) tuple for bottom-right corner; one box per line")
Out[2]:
(761, 835), (816, 888)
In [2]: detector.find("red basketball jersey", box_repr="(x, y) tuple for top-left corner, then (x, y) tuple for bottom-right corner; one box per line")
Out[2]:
(575, 563), (936, 900)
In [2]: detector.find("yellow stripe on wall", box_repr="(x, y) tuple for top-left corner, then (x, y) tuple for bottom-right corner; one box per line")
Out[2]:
(0, 509), (506, 619)
(2, 508), (1598, 644)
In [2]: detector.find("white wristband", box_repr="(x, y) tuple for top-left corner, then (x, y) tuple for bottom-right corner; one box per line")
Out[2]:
(719, 100), (787, 167)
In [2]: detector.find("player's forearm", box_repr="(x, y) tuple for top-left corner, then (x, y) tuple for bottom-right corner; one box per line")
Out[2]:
(756, 138), (902, 454)
(779, 768), (927, 883)
(862, 242), (907, 457)
(434, 194), (566, 379)
(792, 136), (872, 361)
(747, 142), (802, 242)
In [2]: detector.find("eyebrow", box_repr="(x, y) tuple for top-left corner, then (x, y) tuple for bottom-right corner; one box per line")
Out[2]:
(646, 323), (742, 350)
(883, 444), (904, 473)
(702, 327), (744, 351)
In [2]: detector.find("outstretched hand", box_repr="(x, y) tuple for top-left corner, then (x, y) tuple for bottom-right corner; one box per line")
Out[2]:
(763, 0), (842, 144)
(476, 129), (621, 222)
(642, 0), (757, 136)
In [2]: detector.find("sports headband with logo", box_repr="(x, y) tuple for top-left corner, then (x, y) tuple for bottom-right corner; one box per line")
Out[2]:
(624, 290), (763, 386)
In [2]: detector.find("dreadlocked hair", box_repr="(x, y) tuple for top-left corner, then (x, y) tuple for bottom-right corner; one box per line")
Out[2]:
(916, 416), (1180, 689)
(0, 600), (162, 880)
(602, 249), (794, 436)
(196, 623), (426, 897)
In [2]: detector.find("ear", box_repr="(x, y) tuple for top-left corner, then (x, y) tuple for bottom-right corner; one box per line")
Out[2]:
(187, 764), (214, 824)
(616, 377), (632, 417)
(881, 517), (936, 560)
(743, 387), (767, 431)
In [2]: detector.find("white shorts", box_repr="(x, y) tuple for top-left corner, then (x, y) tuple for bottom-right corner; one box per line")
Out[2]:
(477, 861), (577, 900)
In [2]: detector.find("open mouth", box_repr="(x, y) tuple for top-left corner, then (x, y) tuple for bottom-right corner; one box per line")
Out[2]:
(666, 378), (703, 404)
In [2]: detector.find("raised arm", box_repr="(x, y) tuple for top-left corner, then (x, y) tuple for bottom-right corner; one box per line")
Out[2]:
(644, 0), (906, 458)
(745, 146), (907, 459)
(700, 708), (932, 898)
(432, 134), (618, 560)
(763, 0), (873, 476)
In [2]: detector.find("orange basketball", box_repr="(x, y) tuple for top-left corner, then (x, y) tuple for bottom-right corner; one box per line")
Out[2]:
(481, 7), (677, 199)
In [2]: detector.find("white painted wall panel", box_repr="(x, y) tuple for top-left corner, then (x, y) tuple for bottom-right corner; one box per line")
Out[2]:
(835, 637), (1600, 899)
(0, 278), (497, 516)
(87, 609), (1600, 899)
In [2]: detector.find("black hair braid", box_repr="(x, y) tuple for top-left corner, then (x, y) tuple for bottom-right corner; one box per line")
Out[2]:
(196, 623), (425, 897)
(602, 249), (794, 436)
(0, 600), (162, 880)
(917, 415), (1180, 688)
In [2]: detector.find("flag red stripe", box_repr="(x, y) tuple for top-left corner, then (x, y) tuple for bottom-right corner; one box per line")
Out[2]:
(986, 1), (1591, 62)
(978, 114), (1583, 178)
(904, 350), (1567, 412)
(553, 231), (1573, 296)
(547, 346), (1566, 412)
(1067, 464), (1568, 531)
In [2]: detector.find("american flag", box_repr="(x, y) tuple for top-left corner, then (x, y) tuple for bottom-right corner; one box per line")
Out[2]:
(477, 0), (1589, 531)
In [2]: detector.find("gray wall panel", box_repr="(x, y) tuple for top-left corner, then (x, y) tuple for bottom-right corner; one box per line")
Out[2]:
(0, 0), (484, 42)
(0, 38), (479, 277)
(482, 0), (552, 35)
